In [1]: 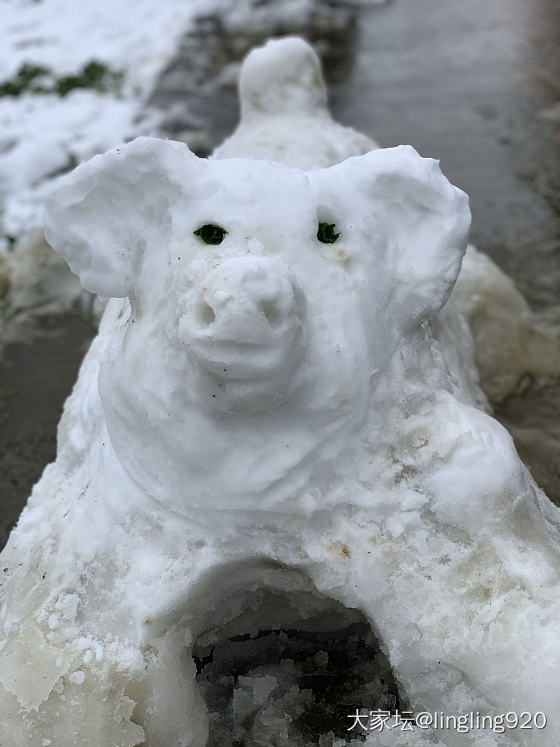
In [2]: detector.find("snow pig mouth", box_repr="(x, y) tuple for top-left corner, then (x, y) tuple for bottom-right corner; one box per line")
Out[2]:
(182, 256), (306, 415)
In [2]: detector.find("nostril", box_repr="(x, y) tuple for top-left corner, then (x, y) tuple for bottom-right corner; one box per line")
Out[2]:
(259, 300), (281, 328)
(197, 302), (216, 327)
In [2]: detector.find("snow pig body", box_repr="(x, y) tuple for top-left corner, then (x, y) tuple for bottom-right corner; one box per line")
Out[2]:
(1, 36), (559, 747)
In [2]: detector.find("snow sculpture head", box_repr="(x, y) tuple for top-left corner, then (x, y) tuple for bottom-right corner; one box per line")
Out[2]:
(239, 36), (327, 118)
(44, 137), (469, 510)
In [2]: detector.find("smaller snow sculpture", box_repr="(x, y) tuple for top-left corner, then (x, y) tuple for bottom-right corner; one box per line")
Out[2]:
(0, 37), (559, 747)
(214, 36), (378, 168)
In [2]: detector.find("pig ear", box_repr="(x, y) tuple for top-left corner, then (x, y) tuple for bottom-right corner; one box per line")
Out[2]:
(44, 137), (198, 297)
(327, 145), (470, 327)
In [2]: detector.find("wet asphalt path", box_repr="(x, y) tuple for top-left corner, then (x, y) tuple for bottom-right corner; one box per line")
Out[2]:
(328, 0), (560, 309)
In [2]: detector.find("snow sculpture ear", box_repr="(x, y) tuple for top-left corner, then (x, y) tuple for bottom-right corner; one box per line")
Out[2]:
(44, 137), (197, 297)
(326, 145), (470, 327)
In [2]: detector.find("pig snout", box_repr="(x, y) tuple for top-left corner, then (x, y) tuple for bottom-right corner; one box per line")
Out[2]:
(184, 256), (305, 387)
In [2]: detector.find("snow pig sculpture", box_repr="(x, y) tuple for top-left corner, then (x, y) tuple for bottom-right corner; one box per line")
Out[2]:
(1, 37), (560, 747)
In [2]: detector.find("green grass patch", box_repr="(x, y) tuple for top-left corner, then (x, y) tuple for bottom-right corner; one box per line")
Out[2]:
(0, 60), (124, 98)
(0, 64), (51, 96)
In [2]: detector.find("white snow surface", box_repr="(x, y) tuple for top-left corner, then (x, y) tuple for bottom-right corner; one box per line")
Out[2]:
(0, 0), (213, 242)
(1, 36), (560, 747)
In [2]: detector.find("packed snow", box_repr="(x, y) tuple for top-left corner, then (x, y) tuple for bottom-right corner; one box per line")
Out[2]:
(1, 32), (559, 747)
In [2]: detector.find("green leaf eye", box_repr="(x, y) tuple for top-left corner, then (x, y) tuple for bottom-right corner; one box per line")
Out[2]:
(193, 224), (228, 245)
(317, 222), (340, 244)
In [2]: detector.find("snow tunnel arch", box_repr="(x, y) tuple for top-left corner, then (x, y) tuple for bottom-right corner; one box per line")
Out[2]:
(183, 558), (408, 745)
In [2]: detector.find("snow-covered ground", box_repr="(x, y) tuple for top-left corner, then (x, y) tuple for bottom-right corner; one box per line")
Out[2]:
(0, 0), (219, 246)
